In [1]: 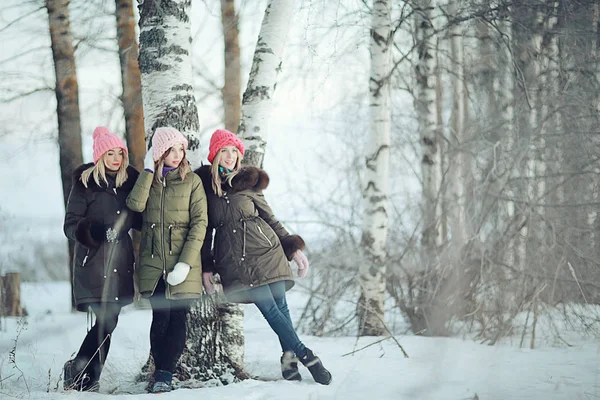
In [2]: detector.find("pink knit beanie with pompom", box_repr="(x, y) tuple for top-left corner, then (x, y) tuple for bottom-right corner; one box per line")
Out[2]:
(92, 126), (128, 164)
(207, 129), (245, 163)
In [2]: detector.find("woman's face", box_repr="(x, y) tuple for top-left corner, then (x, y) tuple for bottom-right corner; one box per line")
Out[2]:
(218, 145), (239, 170)
(103, 148), (125, 171)
(164, 143), (185, 168)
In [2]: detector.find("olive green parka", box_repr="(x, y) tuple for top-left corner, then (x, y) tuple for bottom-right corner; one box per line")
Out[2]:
(126, 168), (208, 299)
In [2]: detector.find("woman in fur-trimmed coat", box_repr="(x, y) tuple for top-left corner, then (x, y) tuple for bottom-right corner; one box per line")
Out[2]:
(62, 127), (141, 392)
(196, 129), (332, 386)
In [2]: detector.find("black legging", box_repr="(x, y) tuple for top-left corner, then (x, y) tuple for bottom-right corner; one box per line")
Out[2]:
(149, 279), (189, 373)
(76, 302), (121, 380)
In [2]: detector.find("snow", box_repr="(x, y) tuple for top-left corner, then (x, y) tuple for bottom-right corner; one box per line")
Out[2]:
(0, 282), (598, 399)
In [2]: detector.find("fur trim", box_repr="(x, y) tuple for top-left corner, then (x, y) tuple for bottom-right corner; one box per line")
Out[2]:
(280, 235), (306, 261)
(75, 217), (104, 248)
(230, 167), (269, 192)
(195, 165), (269, 193)
(72, 163), (139, 192)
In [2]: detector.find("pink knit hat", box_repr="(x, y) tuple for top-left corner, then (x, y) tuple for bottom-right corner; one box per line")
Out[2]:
(92, 126), (128, 164)
(152, 127), (189, 161)
(208, 129), (245, 163)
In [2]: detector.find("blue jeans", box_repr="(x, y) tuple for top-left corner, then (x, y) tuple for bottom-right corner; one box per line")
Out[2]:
(247, 281), (306, 357)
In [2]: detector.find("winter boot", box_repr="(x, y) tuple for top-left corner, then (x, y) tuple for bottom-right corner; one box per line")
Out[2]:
(151, 369), (173, 393)
(299, 348), (332, 385)
(281, 351), (302, 381)
(63, 357), (91, 391)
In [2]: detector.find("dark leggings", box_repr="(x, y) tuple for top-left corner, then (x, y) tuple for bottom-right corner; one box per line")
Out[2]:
(76, 302), (122, 379)
(247, 281), (307, 357)
(148, 279), (189, 373)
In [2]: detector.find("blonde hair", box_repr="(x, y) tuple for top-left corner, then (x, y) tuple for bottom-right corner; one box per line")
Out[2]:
(154, 148), (190, 184)
(81, 152), (129, 188)
(211, 151), (242, 197)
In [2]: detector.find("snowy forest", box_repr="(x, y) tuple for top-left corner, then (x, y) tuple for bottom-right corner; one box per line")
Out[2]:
(0, 0), (599, 399)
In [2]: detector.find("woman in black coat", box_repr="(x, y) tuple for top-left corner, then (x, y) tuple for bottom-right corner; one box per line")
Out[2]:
(62, 127), (141, 392)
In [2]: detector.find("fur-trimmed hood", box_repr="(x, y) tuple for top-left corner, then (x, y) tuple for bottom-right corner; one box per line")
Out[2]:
(72, 162), (139, 192)
(195, 164), (269, 194)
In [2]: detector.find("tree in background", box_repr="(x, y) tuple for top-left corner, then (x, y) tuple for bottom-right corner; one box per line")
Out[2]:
(115, 0), (145, 171)
(238, 0), (295, 167)
(220, 0), (241, 133)
(46, 0), (84, 310)
(357, 0), (392, 337)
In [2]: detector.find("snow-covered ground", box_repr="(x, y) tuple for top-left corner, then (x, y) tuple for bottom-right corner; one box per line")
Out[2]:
(0, 281), (598, 400)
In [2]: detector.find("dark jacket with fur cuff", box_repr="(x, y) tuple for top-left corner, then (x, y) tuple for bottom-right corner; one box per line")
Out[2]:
(63, 163), (141, 311)
(196, 165), (305, 303)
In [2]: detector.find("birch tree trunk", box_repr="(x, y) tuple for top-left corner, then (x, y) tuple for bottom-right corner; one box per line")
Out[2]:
(413, 0), (444, 336)
(137, 0), (200, 161)
(46, 0), (83, 311)
(238, 0), (294, 167)
(221, 0), (241, 133)
(357, 0), (392, 337)
(447, 0), (468, 248)
(415, 0), (440, 268)
(116, 0), (145, 171)
(137, 0), (244, 385)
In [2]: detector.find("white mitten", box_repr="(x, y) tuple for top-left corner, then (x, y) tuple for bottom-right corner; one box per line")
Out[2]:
(166, 262), (190, 286)
(144, 147), (155, 172)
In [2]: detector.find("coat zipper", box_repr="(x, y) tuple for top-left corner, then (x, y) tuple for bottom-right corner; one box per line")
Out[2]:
(257, 225), (273, 247)
(150, 223), (156, 258)
(161, 178), (167, 280)
(82, 249), (90, 266)
(168, 225), (173, 255)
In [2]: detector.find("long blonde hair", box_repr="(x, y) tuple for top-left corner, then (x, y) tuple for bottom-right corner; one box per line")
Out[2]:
(80, 152), (129, 188)
(154, 148), (190, 184)
(211, 151), (242, 197)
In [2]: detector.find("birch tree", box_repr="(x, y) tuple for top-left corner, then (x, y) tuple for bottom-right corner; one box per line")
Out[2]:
(357, 0), (392, 337)
(238, 0), (295, 167)
(447, 0), (468, 248)
(221, 0), (241, 133)
(413, 0), (443, 334)
(115, 0), (145, 171)
(137, 0), (243, 384)
(46, 0), (84, 310)
(137, 0), (200, 158)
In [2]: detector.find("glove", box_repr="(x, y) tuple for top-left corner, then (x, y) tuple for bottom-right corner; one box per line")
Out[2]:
(166, 262), (190, 286)
(202, 272), (215, 295)
(144, 147), (155, 172)
(292, 250), (309, 278)
(75, 218), (105, 248)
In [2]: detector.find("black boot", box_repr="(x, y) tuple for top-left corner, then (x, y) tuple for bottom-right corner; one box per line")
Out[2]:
(63, 358), (91, 391)
(281, 351), (302, 381)
(299, 349), (332, 385)
(151, 369), (173, 393)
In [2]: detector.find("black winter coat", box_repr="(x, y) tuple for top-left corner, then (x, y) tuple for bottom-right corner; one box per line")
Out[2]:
(64, 163), (141, 311)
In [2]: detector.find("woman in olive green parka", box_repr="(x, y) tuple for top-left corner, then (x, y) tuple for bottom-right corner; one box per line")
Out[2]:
(126, 127), (207, 394)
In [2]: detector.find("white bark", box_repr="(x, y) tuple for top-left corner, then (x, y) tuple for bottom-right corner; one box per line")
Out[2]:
(238, 0), (294, 168)
(447, 0), (468, 246)
(137, 0), (201, 164)
(415, 0), (441, 267)
(357, 0), (392, 337)
(498, 12), (516, 267)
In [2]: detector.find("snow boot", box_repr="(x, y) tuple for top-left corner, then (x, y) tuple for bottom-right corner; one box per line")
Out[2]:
(63, 357), (91, 391)
(151, 369), (173, 393)
(281, 351), (302, 381)
(299, 348), (332, 385)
